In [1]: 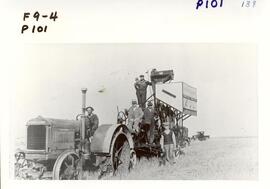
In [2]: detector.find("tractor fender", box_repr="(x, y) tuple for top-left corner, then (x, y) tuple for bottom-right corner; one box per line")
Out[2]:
(91, 124), (133, 155)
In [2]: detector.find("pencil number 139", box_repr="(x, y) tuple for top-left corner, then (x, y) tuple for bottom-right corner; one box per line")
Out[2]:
(241, 0), (256, 8)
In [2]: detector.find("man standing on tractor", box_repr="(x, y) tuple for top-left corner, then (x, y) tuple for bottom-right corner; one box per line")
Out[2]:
(134, 74), (152, 108)
(134, 77), (139, 99)
(85, 106), (99, 167)
(127, 100), (144, 133)
(142, 101), (156, 144)
(85, 106), (99, 142)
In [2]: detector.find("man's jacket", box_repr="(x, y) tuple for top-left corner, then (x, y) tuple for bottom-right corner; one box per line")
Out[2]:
(136, 80), (152, 92)
(143, 107), (155, 125)
(128, 106), (143, 121)
(85, 114), (99, 137)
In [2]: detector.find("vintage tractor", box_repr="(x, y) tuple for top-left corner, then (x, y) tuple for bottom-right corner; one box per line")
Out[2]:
(15, 69), (197, 180)
(15, 88), (136, 180)
(191, 131), (210, 141)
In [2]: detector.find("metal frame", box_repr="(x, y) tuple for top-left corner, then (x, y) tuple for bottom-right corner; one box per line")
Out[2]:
(149, 78), (196, 123)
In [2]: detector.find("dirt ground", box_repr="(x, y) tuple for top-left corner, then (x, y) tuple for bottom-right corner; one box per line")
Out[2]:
(84, 137), (258, 180)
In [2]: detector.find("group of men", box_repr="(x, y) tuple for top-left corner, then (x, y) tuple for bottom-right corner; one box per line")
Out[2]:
(84, 73), (176, 164)
(126, 99), (176, 164)
(85, 74), (152, 140)
(84, 98), (156, 145)
(123, 74), (155, 143)
(85, 102), (176, 165)
(127, 99), (156, 144)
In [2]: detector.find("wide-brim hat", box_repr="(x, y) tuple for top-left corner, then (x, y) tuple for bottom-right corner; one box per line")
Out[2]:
(86, 106), (94, 111)
(147, 101), (153, 106)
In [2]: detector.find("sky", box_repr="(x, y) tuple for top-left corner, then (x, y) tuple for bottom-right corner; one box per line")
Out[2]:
(11, 43), (257, 138)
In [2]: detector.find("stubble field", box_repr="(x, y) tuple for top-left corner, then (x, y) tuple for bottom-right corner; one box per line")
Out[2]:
(15, 137), (257, 180)
(84, 137), (257, 180)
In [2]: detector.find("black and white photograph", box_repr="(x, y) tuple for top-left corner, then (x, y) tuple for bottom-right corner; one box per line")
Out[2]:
(11, 43), (257, 180)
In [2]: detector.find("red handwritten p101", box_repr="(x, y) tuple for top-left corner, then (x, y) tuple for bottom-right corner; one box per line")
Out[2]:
(196, 0), (223, 9)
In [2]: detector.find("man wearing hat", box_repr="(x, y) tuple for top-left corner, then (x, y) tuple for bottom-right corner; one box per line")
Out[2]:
(85, 106), (99, 141)
(142, 101), (156, 144)
(127, 100), (143, 133)
(135, 74), (152, 108)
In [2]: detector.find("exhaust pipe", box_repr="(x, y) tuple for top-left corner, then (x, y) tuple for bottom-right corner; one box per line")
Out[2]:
(81, 88), (91, 158)
(81, 88), (87, 141)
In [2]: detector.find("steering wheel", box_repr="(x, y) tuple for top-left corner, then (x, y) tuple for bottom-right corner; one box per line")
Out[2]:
(117, 111), (127, 124)
(76, 114), (84, 120)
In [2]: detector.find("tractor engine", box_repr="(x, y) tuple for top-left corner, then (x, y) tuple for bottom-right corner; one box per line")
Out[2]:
(26, 117), (80, 152)
(18, 117), (81, 170)
(15, 88), (92, 179)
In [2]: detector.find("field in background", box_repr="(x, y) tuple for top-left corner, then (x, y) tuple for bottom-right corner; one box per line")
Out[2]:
(85, 137), (257, 180)
(15, 137), (258, 180)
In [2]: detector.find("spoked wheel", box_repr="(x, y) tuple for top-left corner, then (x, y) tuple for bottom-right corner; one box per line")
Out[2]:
(112, 141), (130, 176)
(111, 135), (136, 177)
(52, 151), (81, 180)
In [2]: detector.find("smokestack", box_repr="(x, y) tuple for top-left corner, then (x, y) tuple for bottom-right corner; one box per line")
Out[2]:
(81, 88), (87, 140)
(81, 88), (87, 114)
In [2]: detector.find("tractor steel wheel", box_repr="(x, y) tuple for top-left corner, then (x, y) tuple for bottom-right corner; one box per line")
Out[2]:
(52, 151), (81, 180)
(129, 149), (137, 169)
(112, 140), (131, 177)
